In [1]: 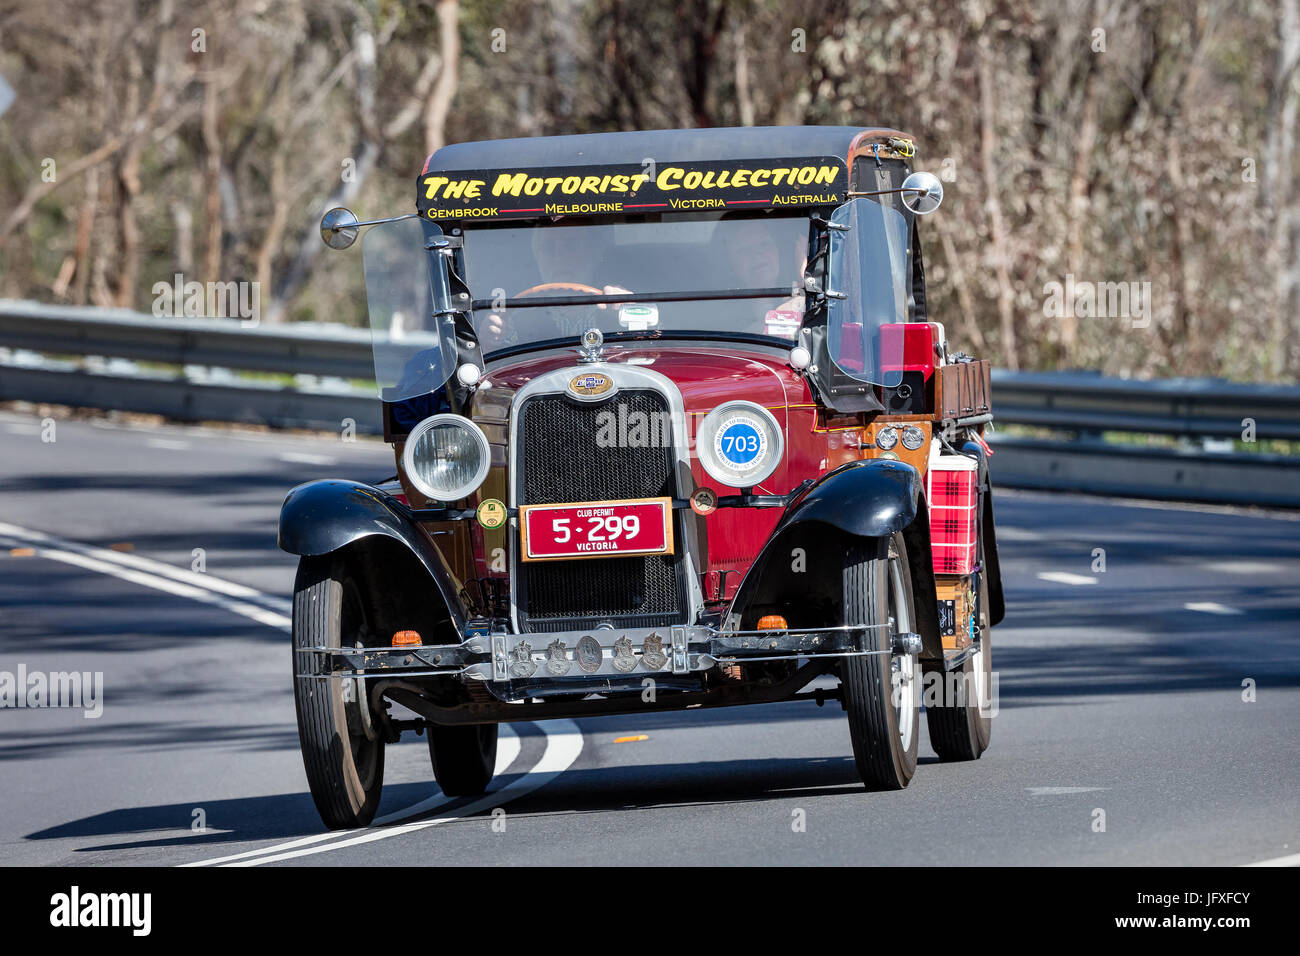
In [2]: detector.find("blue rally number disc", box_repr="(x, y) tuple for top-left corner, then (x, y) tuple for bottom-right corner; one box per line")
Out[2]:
(715, 417), (767, 472)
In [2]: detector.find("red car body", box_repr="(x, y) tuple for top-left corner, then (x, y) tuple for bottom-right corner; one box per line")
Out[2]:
(282, 126), (1004, 828)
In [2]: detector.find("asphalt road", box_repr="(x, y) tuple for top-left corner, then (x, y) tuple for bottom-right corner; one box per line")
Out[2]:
(0, 408), (1297, 866)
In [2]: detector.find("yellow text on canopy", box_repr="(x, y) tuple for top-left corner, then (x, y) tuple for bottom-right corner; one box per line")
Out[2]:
(422, 163), (843, 202)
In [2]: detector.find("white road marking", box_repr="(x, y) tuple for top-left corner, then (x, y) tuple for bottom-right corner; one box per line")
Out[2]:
(1184, 602), (1243, 616)
(225, 719), (583, 866)
(1204, 560), (1282, 575)
(993, 527), (1043, 541)
(1026, 786), (1108, 796)
(1036, 571), (1098, 586)
(0, 520), (579, 868)
(278, 452), (336, 466)
(1243, 851), (1300, 867)
(0, 526), (290, 632)
(370, 723), (524, 826)
(146, 438), (190, 450)
(0, 521), (290, 623)
(179, 829), (348, 867)
(182, 724), (526, 867)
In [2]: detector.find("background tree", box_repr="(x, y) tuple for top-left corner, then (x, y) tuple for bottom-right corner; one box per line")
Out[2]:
(0, 0), (1294, 381)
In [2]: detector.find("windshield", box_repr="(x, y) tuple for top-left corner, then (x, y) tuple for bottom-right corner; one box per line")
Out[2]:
(458, 213), (811, 354)
(362, 216), (459, 402)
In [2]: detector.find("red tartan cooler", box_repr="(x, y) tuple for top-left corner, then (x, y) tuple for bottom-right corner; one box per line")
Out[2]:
(927, 455), (978, 575)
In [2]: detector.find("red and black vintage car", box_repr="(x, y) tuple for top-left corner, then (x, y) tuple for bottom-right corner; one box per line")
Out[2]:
(283, 126), (1005, 829)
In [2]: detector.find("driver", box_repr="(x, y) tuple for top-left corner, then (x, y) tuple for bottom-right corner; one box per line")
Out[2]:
(476, 217), (630, 349)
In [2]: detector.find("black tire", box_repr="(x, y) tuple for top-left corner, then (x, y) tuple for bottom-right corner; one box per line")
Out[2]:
(839, 532), (921, 791)
(292, 555), (385, 829)
(925, 568), (993, 761)
(428, 723), (498, 796)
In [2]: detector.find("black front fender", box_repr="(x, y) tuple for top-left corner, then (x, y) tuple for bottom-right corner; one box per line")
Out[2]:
(727, 459), (939, 659)
(777, 457), (922, 538)
(279, 479), (467, 632)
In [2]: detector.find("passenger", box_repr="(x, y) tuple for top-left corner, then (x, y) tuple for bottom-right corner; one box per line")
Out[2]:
(720, 215), (806, 339)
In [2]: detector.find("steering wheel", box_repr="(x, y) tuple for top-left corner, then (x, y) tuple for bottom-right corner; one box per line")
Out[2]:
(481, 282), (616, 350)
(514, 281), (603, 298)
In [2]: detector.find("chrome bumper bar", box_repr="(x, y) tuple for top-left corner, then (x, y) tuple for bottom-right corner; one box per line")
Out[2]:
(296, 623), (920, 682)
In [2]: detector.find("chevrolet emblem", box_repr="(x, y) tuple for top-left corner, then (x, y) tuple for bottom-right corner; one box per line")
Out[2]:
(568, 372), (614, 398)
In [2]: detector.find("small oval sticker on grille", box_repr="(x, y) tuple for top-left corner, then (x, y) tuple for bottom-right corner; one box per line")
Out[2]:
(568, 371), (614, 398)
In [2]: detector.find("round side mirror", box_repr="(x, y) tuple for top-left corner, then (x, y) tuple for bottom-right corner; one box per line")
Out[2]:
(900, 171), (943, 215)
(320, 207), (360, 249)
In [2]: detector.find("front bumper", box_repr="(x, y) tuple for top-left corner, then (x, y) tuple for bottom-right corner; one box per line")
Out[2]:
(296, 622), (920, 683)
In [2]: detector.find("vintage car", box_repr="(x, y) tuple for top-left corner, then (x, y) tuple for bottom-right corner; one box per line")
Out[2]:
(282, 126), (1005, 828)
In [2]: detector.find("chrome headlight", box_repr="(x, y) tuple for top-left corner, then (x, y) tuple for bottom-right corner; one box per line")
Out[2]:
(402, 414), (491, 502)
(900, 424), (926, 450)
(697, 400), (783, 488)
(876, 425), (899, 450)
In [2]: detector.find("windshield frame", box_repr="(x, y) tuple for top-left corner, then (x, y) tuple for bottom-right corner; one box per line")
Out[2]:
(479, 328), (806, 363)
(822, 196), (910, 388)
(361, 215), (461, 403)
(468, 286), (794, 312)
(451, 208), (826, 360)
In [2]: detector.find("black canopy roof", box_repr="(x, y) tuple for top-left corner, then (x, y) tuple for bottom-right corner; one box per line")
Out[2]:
(422, 125), (905, 173)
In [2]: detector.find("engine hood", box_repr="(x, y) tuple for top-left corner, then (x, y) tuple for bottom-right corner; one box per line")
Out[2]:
(475, 343), (804, 419)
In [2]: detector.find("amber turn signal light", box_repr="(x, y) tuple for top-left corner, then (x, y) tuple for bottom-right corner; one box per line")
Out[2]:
(756, 615), (787, 630)
(392, 630), (422, 647)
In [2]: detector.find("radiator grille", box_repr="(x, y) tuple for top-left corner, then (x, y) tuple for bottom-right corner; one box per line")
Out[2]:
(516, 389), (685, 632)
(520, 391), (674, 503)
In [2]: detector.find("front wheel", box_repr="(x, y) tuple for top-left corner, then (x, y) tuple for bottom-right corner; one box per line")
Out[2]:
(292, 555), (385, 829)
(839, 532), (921, 791)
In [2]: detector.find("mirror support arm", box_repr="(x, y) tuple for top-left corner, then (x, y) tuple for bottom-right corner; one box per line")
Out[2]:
(846, 186), (930, 199)
(848, 172), (944, 216)
(339, 213), (419, 231)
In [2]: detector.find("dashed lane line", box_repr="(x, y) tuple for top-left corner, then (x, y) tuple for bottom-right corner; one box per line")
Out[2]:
(1183, 602), (1243, 616)
(1036, 571), (1098, 586)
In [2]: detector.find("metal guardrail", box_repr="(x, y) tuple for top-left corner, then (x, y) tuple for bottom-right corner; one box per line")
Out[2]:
(989, 370), (1300, 442)
(1, 301), (1296, 506)
(985, 369), (1300, 507)
(984, 436), (1300, 508)
(0, 300), (374, 377)
(0, 300), (381, 432)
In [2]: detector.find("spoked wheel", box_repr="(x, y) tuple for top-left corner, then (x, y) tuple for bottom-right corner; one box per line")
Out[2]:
(839, 531), (921, 791)
(427, 723), (498, 797)
(925, 565), (994, 761)
(292, 554), (385, 829)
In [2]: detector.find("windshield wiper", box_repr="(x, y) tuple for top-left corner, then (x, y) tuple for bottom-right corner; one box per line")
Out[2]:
(470, 287), (793, 311)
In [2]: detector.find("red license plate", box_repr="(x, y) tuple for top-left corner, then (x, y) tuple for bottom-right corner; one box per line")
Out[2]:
(520, 497), (674, 562)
